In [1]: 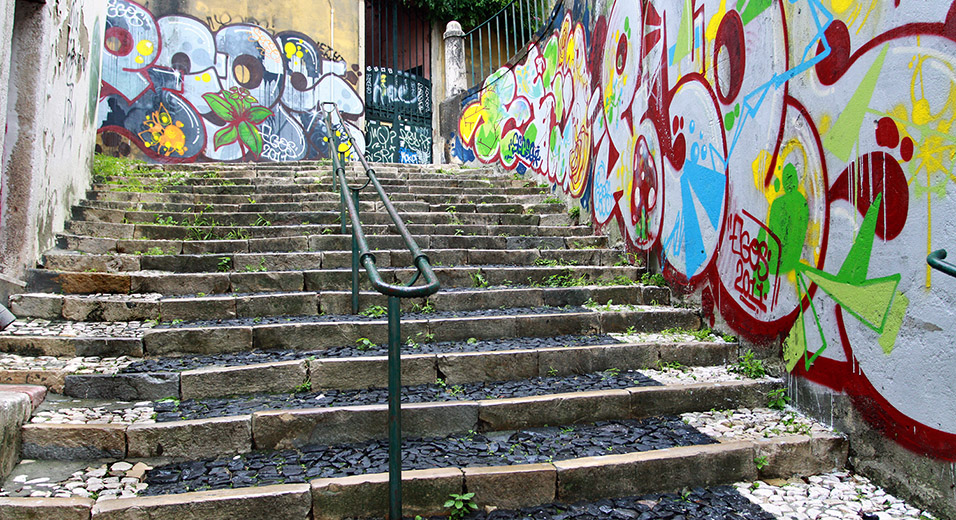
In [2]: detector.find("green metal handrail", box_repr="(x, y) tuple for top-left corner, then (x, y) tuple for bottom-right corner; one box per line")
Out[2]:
(322, 103), (441, 520)
(928, 249), (956, 278)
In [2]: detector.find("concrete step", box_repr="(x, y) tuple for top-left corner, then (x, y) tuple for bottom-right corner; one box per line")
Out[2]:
(0, 306), (700, 358)
(53, 232), (608, 256)
(39, 248), (629, 274)
(20, 377), (780, 459)
(25, 265), (642, 296)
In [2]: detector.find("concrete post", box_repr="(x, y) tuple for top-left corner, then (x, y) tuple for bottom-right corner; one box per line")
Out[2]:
(443, 21), (465, 98)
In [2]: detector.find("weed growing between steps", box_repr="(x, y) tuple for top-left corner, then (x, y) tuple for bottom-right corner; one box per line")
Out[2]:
(153, 369), (661, 421)
(141, 417), (715, 495)
(120, 334), (617, 373)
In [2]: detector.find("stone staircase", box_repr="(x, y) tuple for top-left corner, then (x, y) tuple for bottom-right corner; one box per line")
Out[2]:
(0, 161), (847, 519)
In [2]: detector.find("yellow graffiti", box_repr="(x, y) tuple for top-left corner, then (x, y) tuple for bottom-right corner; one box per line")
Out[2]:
(138, 103), (187, 157)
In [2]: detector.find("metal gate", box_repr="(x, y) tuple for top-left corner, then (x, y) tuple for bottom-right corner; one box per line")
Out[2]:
(364, 0), (433, 164)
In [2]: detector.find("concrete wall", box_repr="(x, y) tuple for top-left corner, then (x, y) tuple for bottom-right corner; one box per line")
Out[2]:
(96, 0), (366, 162)
(451, 0), (956, 515)
(0, 0), (105, 300)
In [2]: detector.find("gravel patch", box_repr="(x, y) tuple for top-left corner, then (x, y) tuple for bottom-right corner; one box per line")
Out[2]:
(1, 461), (152, 499)
(401, 486), (774, 520)
(0, 319), (155, 338)
(736, 471), (939, 519)
(0, 353), (134, 374)
(142, 417), (714, 495)
(120, 334), (619, 373)
(155, 369), (659, 422)
(682, 408), (832, 441)
(644, 365), (775, 386)
(30, 403), (155, 425)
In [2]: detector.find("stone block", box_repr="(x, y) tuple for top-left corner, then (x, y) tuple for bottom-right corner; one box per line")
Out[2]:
(0, 497), (94, 519)
(310, 355), (436, 390)
(311, 468), (463, 520)
(754, 434), (848, 479)
(253, 322), (355, 351)
(116, 240), (182, 255)
(235, 293), (317, 318)
(8, 294), (63, 319)
(657, 342), (735, 367)
(438, 350), (538, 385)
(90, 484), (310, 520)
(536, 344), (656, 377)
(21, 424), (127, 459)
(181, 360), (308, 399)
(0, 392), (30, 479)
(479, 390), (631, 431)
(74, 338), (144, 358)
(143, 326), (253, 356)
(131, 273), (230, 296)
(127, 415), (252, 458)
(0, 337), (76, 357)
(64, 373), (178, 401)
(463, 463), (555, 510)
(0, 385), (46, 409)
(554, 442), (756, 502)
(160, 297), (237, 321)
(514, 313), (600, 338)
(432, 316), (516, 342)
(56, 273), (131, 295)
(180, 240), (248, 254)
(230, 272), (304, 293)
(0, 369), (67, 393)
(629, 381), (779, 417)
(248, 237), (308, 252)
(62, 299), (159, 322)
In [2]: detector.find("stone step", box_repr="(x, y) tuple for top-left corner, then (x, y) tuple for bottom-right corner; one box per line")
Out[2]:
(70, 207), (571, 227)
(0, 307), (701, 358)
(54, 232), (608, 256)
(20, 378), (779, 460)
(25, 265), (642, 296)
(85, 190), (554, 206)
(96, 174), (522, 189)
(75, 199), (566, 217)
(11, 283), (666, 321)
(39, 248), (629, 274)
(60, 339), (735, 400)
(89, 183), (549, 197)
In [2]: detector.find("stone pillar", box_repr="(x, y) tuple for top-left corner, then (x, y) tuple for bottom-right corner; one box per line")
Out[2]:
(443, 21), (465, 99)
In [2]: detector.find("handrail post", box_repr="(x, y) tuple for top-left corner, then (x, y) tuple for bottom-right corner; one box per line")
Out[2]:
(351, 188), (361, 314)
(387, 295), (402, 520)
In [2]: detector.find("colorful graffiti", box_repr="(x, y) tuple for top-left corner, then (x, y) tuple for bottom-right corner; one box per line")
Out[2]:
(98, 0), (364, 162)
(456, 0), (956, 459)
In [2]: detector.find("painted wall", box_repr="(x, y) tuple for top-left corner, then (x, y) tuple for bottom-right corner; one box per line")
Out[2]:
(0, 0), (105, 298)
(454, 0), (956, 512)
(97, 0), (365, 162)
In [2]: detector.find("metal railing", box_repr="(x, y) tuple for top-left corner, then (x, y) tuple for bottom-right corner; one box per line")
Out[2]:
(464, 0), (558, 90)
(322, 103), (441, 519)
(928, 249), (956, 278)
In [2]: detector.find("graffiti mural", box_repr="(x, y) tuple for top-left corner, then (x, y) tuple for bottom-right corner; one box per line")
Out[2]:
(97, 0), (365, 162)
(365, 67), (433, 164)
(456, 0), (956, 459)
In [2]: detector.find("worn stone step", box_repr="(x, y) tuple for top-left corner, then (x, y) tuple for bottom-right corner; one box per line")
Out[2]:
(85, 190), (555, 206)
(58, 340), (734, 400)
(39, 248), (628, 274)
(54, 232), (607, 256)
(0, 307), (700, 358)
(20, 379), (778, 460)
(11, 284), (665, 322)
(89, 182), (549, 197)
(75, 199), (565, 216)
(26, 265), (641, 296)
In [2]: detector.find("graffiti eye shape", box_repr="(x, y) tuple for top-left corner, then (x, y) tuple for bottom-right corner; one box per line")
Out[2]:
(105, 26), (134, 57)
(615, 33), (628, 75)
(233, 54), (264, 90)
(290, 72), (309, 91)
(170, 52), (192, 75)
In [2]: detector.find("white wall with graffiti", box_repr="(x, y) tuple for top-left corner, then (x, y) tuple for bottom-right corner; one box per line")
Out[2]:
(453, 0), (956, 491)
(98, 0), (365, 162)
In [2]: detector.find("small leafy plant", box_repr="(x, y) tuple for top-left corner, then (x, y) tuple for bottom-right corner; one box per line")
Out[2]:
(640, 272), (667, 287)
(754, 455), (769, 470)
(355, 338), (376, 351)
(730, 350), (766, 379)
(767, 388), (790, 410)
(217, 257), (232, 272)
(360, 305), (388, 318)
(444, 492), (478, 520)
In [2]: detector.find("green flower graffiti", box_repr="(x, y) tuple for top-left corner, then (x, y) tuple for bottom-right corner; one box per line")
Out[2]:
(202, 87), (273, 158)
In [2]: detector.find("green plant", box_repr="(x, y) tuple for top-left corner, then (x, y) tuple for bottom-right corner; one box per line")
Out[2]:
(466, 337), (478, 344)
(754, 455), (768, 470)
(601, 367), (621, 380)
(730, 350), (766, 379)
(170, 319), (184, 326)
(436, 377), (447, 388)
(471, 271), (489, 288)
(656, 359), (688, 372)
(243, 259), (267, 272)
(416, 331), (436, 343)
(547, 366), (558, 376)
(768, 388), (790, 410)
(253, 214), (271, 226)
(247, 196), (257, 204)
(355, 338), (376, 351)
(448, 385), (464, 397)
(224, 228), (250, 240)
(568, 206), (581, 220)
(624, 326), (637, 335)
(294, 380), (312, 393)
(155, 215), (176, 226)
(543, 195), (561, 204)
(722, 333), (737, 342)
(217, 257), (232, 272)
(640, 272), (667, 287)
(444, 492), (478, 520)
(412, 299), (436, 314)
(196, 292), (206, 297)
(360, 305), (388, 318)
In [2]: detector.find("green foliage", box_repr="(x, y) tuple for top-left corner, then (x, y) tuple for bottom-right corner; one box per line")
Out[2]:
(443, 492), (478, 520)
(543, 195), (561, 204)
(217, 257), (232, 272)
(134, 246), (165, 256)
(294, 380), (312, 393)
(360, 305), (388, 318)
(243, 259), (267, 272)
(730, 350), (766, 379)
(656, 359), (688, 372)
(754, 455), (768, 470)
(767, 388), (790, 410)
(640, 272), (667, 287)
(471, 271), (489, 288)
(568, 206), (581, 220)
(355, 337), (376, 351)
(412, 299), (436, 314)
(253, 214), (272, 226)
